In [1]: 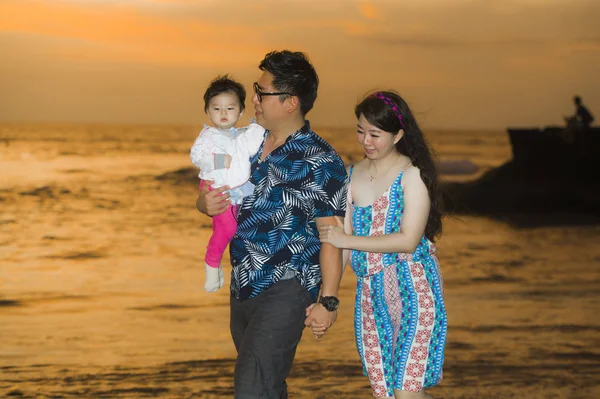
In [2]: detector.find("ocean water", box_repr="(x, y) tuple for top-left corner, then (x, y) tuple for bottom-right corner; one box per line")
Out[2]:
(1, 124), (599, 398)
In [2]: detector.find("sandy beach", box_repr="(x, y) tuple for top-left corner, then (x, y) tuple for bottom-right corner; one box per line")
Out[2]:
(1, 124), (599, 398)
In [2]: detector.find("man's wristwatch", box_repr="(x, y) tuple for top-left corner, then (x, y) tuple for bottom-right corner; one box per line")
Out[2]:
(319, 296), (340, 312)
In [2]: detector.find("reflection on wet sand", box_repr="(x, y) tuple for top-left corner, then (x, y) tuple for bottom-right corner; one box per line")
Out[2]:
(1, 124), (599, 398)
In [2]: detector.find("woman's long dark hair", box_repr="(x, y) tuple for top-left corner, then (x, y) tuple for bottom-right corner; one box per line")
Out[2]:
(355, 90), (443, 241)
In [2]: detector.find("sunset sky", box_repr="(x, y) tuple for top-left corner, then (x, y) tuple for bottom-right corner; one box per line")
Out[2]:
(1, 0), (598, 129)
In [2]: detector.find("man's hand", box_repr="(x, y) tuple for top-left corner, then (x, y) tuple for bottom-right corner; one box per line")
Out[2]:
(195, 179), (231, 216)
(305, 303), (337, 339)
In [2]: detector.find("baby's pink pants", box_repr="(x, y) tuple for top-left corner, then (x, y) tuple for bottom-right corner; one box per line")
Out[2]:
(200, 181), (238, 268)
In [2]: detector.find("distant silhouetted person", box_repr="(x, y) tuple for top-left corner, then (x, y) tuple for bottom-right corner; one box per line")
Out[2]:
(572, 96), (594, 128)
(562, 96), (595, 144)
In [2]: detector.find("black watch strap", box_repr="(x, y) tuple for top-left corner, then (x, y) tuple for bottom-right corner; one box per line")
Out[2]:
(319, 296), (340, 312)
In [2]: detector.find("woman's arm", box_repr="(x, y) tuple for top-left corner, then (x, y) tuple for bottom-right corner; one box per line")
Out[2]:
(319, 167), (430, 254)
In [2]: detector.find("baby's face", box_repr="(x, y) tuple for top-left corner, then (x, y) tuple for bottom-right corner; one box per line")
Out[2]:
(207, 92), (243, 130)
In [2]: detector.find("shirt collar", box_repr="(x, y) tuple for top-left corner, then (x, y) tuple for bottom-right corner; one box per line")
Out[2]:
(283, 120), (311, 144)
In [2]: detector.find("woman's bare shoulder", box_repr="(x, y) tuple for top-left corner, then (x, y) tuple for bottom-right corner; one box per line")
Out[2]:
(352, 158), (369, 171)
(401, 164), (425, 186)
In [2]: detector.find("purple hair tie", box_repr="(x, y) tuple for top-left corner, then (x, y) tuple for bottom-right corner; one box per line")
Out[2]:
(373, 93), (405, 128)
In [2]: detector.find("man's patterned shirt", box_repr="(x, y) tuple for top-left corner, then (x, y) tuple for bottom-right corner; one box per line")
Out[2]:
(230, 121), (348, 301)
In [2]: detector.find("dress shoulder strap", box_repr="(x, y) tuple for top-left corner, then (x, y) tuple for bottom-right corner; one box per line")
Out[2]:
(347, 165), (354, 204)
(398, 162), (413, 183)
(400, 162), (412, 174)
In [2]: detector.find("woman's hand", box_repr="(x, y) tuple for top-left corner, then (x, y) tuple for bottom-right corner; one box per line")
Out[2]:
(318, 217), (347, 249)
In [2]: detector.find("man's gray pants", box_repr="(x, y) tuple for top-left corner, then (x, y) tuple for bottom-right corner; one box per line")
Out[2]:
(230, 278), (314, 398)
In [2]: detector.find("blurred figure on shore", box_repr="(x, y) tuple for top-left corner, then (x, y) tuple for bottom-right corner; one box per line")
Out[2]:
(571, 96), (594, 129)
(562, 95), (595, 144)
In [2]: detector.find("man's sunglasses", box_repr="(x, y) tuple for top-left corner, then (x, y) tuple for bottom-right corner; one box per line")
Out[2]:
(253, 82), (292, 102)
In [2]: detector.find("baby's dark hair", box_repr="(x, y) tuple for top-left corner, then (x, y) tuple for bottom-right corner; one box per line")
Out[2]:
(203, 75), (246, 112)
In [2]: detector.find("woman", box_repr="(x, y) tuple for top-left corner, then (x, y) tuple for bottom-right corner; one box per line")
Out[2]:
(317, 91), (447, 398)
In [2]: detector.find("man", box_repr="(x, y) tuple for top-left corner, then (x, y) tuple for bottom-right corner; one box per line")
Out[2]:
(563, 96), (595, 145)
(573, 95), (594, 129)
(195, 50), (347, 398)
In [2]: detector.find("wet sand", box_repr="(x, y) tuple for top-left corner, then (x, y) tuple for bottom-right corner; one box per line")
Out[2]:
(1, 124), (599, 398)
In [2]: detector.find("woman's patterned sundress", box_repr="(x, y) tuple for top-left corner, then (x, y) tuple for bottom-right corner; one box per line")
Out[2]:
(349, 165), (447, 397)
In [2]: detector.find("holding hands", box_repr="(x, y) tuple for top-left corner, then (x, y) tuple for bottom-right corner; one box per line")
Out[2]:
(305, 303), (337, 339)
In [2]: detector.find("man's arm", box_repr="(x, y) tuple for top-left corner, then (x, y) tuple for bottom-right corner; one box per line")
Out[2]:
(304, 215), (343, 335)
(318, 218), (343, 298)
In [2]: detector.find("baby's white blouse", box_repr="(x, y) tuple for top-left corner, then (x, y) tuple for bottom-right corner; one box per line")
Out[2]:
(190, 123), (265, 189)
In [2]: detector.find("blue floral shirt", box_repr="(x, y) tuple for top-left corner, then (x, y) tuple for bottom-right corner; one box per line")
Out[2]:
(230, 121), (348, 301)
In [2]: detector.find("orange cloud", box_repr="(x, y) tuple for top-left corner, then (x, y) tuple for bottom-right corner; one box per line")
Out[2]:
(358, 0), (381, 20)
(0, 0), (381, 67)
(0, 0), (265, 66)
